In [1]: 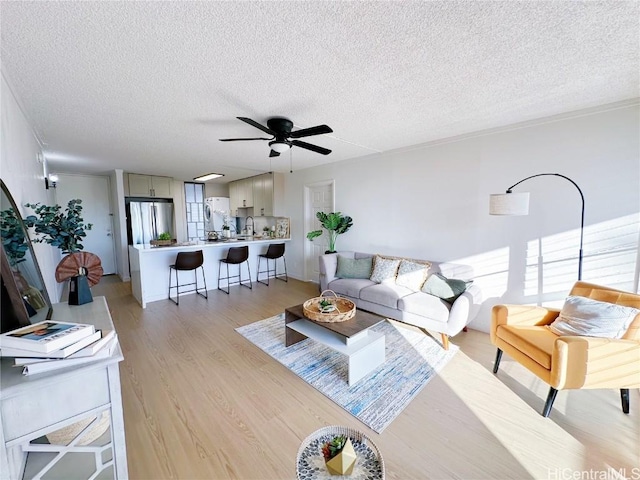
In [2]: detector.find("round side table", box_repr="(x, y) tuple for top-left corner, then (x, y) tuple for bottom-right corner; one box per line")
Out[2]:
(296, 425), (385, 479)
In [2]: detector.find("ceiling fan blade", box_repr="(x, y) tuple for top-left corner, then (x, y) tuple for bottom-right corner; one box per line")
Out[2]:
(237, 117), (276, 135)
(289, 124), (333, 139)
(291, 140), (332, 155)
(269, 149), (281, 157)
(219, 137), (271, 142)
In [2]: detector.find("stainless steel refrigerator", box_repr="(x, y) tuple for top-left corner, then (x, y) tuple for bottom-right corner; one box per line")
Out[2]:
(126, 200), (175, 245)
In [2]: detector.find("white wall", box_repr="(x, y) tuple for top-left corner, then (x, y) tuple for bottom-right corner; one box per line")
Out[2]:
(284, 102), (640, 331)
(109, 169), (129, 281)
(205, 183), (229, 198)
(0, 72), (61, 301)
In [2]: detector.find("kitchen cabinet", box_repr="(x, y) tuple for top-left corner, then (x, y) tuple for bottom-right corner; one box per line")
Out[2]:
(253, 173), (273, 216)
(229, 181), (241, 215)
(128, 173), (172, 197)
(239, 178), (253, 208)
(230, 173), (283, 217)
(229, 177), (253, 215)
(253, 172), (284, 216)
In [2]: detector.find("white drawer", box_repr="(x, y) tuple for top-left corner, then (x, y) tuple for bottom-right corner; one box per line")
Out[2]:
(1, 367), (111, 442)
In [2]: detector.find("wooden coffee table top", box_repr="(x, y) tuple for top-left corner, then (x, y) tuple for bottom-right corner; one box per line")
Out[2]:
(285, 303), (385, 338)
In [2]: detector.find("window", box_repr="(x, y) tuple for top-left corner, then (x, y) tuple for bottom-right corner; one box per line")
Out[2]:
(184, 182), (205, 242)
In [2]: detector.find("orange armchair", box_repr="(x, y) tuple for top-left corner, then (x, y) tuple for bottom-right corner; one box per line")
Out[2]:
(491, 281), (640, 417)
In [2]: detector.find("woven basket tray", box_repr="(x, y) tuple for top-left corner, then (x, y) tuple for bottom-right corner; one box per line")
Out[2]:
(303, 290), (356, 323)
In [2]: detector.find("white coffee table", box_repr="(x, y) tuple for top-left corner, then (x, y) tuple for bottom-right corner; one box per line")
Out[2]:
(285, 304), (385, 386)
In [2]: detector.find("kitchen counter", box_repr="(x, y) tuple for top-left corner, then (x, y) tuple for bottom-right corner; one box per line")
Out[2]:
(129, 237), (290, 307)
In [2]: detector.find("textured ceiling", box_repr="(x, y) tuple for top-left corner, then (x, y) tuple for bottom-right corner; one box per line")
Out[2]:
(1, 1), (638, 182)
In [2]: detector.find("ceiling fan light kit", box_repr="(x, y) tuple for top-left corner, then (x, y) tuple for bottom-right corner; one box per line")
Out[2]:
(219, 116), (333, 157)
(269, 141), (291, 153)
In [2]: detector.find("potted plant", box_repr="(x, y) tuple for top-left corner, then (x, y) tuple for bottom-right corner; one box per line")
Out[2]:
(0, 208), (28, 267)
(24, 199), (102, 305)
(318, 298), (336, 313)
(151, 231), (175, 246)
(321, 434), (357, 475)
(306, 212), (353, 253)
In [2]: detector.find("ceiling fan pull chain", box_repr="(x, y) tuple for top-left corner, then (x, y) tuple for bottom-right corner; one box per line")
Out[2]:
(290, 148), (293, 173)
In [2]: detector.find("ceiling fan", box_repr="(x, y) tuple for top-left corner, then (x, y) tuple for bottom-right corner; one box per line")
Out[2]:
(219, 117), (333, 157)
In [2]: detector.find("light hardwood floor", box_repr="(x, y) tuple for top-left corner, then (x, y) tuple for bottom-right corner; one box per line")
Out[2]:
(93, 276), (639, 480)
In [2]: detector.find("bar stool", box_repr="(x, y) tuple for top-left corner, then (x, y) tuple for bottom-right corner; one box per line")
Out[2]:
(168, 250), (208, 305)
(257, 243), (288, 286)
(217, 245), (252, 294)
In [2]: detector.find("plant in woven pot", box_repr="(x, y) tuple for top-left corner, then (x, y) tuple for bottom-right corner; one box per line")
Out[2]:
(306, 212), (353, 254)
(24, 199), (102, 305)
(321, 434), (357, 476)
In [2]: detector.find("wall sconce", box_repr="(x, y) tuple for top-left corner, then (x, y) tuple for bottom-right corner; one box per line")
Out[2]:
(45, 174), (59, 190)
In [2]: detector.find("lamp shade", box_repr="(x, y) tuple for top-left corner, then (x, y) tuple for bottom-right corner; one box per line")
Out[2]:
(270, 141), (291, 153)
(489, 192), (530, 215)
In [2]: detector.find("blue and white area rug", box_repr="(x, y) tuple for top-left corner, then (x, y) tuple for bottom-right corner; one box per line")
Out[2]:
(236, 314), (458, 433)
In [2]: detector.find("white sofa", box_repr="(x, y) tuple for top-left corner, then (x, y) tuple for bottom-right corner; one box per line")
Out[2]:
(319, 252), (482, 349)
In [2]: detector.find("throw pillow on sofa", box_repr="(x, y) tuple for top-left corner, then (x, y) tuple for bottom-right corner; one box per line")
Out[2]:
(395, 259), (431, 292)
(336, 255), (373, 279)
(422, 273), (472, 303)
(370, 255), (401, 284)
(548, 295), (640, 339)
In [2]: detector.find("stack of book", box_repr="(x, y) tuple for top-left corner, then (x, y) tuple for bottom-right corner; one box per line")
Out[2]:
(0, 320), (118, 376)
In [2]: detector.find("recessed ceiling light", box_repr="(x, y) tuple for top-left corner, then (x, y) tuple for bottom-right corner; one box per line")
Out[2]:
(193, 173), (225, 182)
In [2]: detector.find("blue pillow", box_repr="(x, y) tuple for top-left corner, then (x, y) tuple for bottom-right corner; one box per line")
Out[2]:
(336, 256), (373, 279)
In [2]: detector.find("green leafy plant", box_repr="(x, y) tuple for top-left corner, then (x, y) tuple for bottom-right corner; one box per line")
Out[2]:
(0, 208), (29, 267)
(321, 435), (347, 461)
(24, 199), (93, 254)
(319, 298), (332, 309)
(306, 212), (353, 253)
(158, 232), (171, 241)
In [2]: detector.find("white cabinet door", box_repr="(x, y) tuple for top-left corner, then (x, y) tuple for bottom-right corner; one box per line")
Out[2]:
(151, 176), (172, 197)
(128, 174), (172, 197)
(128, 174), (152, 196)
(229, 181), (240, 215)
(253, 173), (274, 216)
(241, 178), (253, 207)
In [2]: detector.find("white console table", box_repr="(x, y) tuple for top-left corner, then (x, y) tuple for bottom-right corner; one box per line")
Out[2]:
(0, 297), (128, 479)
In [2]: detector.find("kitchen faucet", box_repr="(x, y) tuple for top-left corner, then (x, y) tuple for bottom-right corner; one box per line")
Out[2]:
(245, 216), (254, 235)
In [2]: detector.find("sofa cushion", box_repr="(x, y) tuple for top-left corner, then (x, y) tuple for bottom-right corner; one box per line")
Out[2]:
(360, 283), (413, 309)
(497, 325), (557, 370)
(336, 255), (373, 279)
(549, 295), (640, 339)
(370, 255), (401, 284)
(395, 259), (430, 292)
(328, 278), (375, 299)
(422, 273), (472, 303)
(399, 292), (451, 323)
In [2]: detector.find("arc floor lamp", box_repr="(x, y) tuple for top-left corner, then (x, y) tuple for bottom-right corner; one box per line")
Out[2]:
(489, 173), (585, 280)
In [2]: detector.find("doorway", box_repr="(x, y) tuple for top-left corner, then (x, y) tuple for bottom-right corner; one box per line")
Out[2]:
(304, 180), (335, 282)
(55, 174), (117, 274)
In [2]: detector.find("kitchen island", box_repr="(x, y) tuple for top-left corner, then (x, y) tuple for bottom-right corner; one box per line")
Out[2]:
(129, 238), (290, 308)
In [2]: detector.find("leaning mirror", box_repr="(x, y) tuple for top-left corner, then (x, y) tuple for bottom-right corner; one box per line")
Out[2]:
(0, 179), (52, 332)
